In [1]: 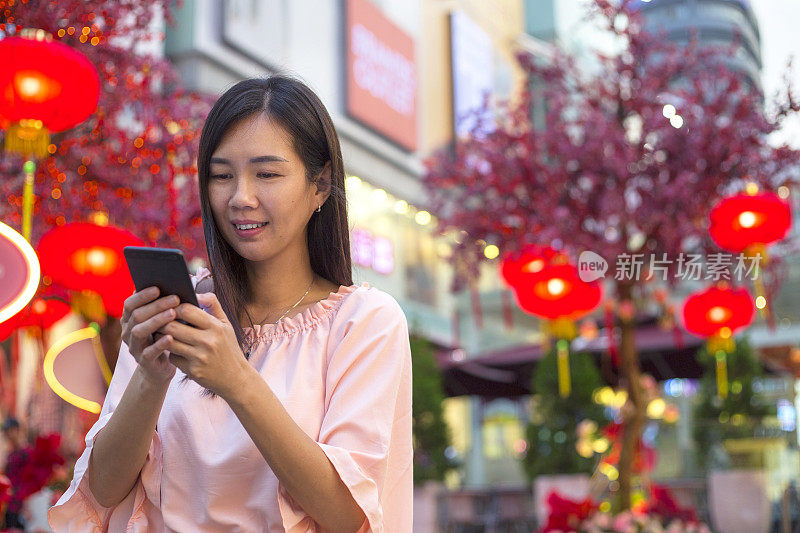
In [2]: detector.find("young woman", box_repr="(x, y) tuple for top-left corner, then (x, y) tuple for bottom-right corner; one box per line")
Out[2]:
(48, 76), (413, 532)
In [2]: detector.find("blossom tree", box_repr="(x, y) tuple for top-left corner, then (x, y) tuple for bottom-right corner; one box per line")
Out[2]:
(423, 0), (800, 509)
(0, 0), (212, 254)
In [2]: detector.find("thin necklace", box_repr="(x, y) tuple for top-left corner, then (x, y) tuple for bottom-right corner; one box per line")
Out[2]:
(244, 275), (315, 358)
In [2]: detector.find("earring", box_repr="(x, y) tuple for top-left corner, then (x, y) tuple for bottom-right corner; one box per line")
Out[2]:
(316, 204), (322, 213)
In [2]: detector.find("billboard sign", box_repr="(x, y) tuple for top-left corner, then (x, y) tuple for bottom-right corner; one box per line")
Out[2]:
(346, 0), (418, 151)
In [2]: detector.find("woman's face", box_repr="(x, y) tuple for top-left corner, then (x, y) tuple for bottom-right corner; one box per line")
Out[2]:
(208, 114), (326, 264)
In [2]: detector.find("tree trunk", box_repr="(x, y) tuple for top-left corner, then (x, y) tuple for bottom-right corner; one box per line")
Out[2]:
(614, 281), (646, 512)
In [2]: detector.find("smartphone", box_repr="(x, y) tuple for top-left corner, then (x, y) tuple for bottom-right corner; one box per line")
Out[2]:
(123, 246), (200, 308)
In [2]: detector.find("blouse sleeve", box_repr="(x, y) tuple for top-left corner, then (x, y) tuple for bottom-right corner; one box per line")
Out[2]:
(277, 288), (414, 532)
(47, 340), (165, 532)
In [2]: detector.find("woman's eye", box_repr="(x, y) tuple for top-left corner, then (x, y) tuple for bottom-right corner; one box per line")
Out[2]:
(257, 173), (279, 179)
(210, 173), (232, 180)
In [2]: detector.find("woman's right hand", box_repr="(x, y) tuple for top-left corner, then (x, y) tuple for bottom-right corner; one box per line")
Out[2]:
(121, 287), (181, 385)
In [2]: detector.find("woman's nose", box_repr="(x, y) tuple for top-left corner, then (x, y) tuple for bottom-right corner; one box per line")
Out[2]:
(229, 176), (258, 208)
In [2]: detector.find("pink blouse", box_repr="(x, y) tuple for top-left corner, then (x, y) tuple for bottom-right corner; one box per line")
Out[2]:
(48, 270), (413, 532)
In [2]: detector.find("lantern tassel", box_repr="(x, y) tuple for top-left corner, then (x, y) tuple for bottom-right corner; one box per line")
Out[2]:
(21, 160), (35, 241)
(5, 120), (50, 159)
(557, 339), (571, 397)
(715, 350), (728, 400)
(546, 317), (577, 340)
(71, 290), (108, 325)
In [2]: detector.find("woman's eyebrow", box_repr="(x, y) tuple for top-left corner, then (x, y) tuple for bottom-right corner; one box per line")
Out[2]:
(250, 155), (288, 163)
(210, 156), (288, 164)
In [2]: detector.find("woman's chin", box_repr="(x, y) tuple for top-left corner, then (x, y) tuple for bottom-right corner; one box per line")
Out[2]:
(230, 243), (277, 264)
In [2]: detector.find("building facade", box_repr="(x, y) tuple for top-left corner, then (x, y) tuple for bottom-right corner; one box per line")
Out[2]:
(636, 0), (762, 89)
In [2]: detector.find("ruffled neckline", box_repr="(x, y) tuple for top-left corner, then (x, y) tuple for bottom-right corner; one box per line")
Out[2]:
(243, 281), (367, 339)
(192, 266), (367, 341)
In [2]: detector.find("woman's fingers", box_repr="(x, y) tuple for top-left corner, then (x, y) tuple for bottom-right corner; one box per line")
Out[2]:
(121, 287), (159, 322)
(131, 294), (180, 327)
(165, 336), (195, 360)
(129, 308), (177, 359)
(159, 318), (203, 346)
(167, 342), (195, 376)
(140, 334), (172, 361)
(121, 289), (180, 353)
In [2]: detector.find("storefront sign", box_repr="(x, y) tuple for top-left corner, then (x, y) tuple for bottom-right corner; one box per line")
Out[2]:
(352, 227), (394, 275)
(346, 0), (417, 150)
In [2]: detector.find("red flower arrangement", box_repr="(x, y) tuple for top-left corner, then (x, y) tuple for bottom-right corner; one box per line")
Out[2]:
(3, 433), (65, 514)
(539, 485), (711, 533)
(541, 491), (598, 532)
(542, 487), (708, 532)
(642, 484), (699, 525)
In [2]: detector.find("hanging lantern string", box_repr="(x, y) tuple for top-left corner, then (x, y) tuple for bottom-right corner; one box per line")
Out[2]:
(21, 160), (36, 241)
(715, 350), (729, 400)
(556, 339), (571, 397)
(707, 327), (735, 400)
(545, 318), (577, 397)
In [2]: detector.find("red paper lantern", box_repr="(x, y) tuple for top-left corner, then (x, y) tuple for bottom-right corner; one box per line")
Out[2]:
(0, 313), (20, 342)
(709, 192), (792, 253)
(15, 297), (71, 330)
(513, 263), (603, 320)
(0, 30), (100, 156)
(501, 246), (603, 397)
(681, 286), (755, 338)
(37, 223), (143, 318)
(499, 245), (567, 288)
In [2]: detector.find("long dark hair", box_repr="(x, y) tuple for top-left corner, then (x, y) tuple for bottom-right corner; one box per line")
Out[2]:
(197, 76), (352, 353)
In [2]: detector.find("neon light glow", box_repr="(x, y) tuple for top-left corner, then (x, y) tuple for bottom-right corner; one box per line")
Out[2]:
(43, 327), (108, 413)
(0, 221), (41, 324)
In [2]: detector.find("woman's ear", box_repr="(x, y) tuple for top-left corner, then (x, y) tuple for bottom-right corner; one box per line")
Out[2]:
(315, 162), (332, 203)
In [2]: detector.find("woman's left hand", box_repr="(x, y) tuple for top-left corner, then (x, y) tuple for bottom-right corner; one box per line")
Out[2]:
(160, 292), (250, 398)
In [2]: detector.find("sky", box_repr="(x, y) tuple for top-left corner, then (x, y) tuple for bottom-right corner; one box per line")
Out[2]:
(750, 0), (800, 148)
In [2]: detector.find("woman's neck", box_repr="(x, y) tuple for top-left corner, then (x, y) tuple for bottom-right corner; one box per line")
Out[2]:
(245, 254), (316, 312)
(238, 242), (343, 326)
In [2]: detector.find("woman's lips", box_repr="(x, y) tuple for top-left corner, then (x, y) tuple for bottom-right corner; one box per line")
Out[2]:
(232, 222), (268, 238)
